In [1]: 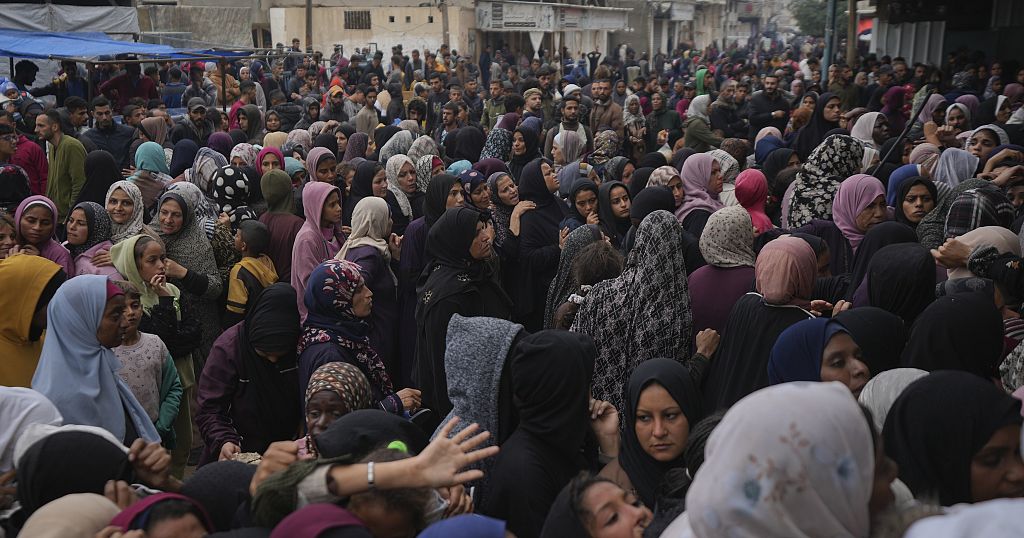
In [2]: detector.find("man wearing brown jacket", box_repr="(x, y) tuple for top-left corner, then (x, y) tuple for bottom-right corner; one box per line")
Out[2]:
(589, 78), (623, 140)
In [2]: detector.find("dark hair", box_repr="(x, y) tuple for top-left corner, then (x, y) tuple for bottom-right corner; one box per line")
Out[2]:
(572, 240), (624, 287)
(566, 473), (620, 531)
(143, 65), (158, 77)
(111, 279), (142, 300)
(133, 235), (157, 264)
(561, 95), (580, 109)
(0, 123), (14, 136)
(504, 93), (525, 112)
(0, 212), (14, 232)
(64, 96), (87, 112)
(237, 220), (270, 256)
(169, 67), (182, 80)
(122, 105), (140, 119)
(442, 101), (459, 114)
(683, 410), (727, 477)
(269, 90), (286, 103)
(407, 99), (427, 117)
(42, 110), (61, 128)
(239, 80), (256, 93)
(349, 449), (432, 533)
(142, 499), (209, 533)
(335, 162), (356, 179)
(90, 96), (111, 110)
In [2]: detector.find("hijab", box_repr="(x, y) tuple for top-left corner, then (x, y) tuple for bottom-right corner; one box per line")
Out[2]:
(263, 130), (288, 149)
(596, 180), (631, 245)
(571, 210), (693, 413)
(768, 317), (846, 384)
(676, 153), (723, 221)
(407, 134), (441, 163)
(699, 205), (756, 267)
(140, 116), (168, 147)
(209, 165), (255, 228)
(30, 275), (159, 442)
(18, 493), (120, 538)
(605, 156), (631, 183)
(384, 154), (415, 218)
(856, 368), (927, 432)
(791, 92), (842, 160)
(286, 129), (313, 154)
(207, 131), (234, 159)
(623, 94), (645, 127)
(416, 154), (442, 194)
(734, 169), (772, 234)
(453, 126), (486, 163)
(846, 221), (919, 300)
(865, 243), (935, 327)
(169, 139), (199, 178)
(620, 358), (703, 508)
(971, 124), (1010, 147)
(300, 259), (392, 395)
(835, 306), (908, 377)
(543, 224), (602, 329)
(342, 132), (369, 162)
(949, 226), (1020, 279)
(305, 146), (337, 183)
(255, 145), (284, 177)
(760, 147), (797, 184)
(509, 124), (543, 180)
(134, 141), (169, 176)
(684, 382), (873, 538)
(944, 184), (1015, 238)
(832, 174), (886, 250)
(754, 135), (786, 165)
(304, 360), (372, 417)
(785, 134), (864, 228)
(240, 104), (263, 144)
(916, 94), (947, 124)
(708, 148), (740, 183)
(627, 167), (656, 198)
(480, 121), (514, 161)
(66, 201), (112, 258)
(947, 102), (973, 129)
(261, 169), (294, 215)
(518, 158), (565, 223)
(883, 370), (1022, 505)
(109, 234), (181, 315)
(754, 235), (816, 306)
(377, 130), (414, 165)
(76, 151), (121, 206)
(902, 292), (1004, 380)
(686, 94), (711, 123)
(933, 148), (979, 188)
(553, 130), (584, 166)
(885, 165), (923, 205)
(424, 173), (460, 229)
(15, 196), (69, 271)
(894, 178), (939, 229)
(230, 143), (259, 167)
(156, 181), (217, 260)
(0, 387), (62, 473)
(338, 196), (393, 268)
(486, 171), (516, 250)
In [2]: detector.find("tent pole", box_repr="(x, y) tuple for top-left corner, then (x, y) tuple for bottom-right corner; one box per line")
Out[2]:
(221, 57), (227, 113)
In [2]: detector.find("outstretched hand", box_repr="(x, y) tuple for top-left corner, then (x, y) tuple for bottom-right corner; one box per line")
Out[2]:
(415, 417), (499, 488)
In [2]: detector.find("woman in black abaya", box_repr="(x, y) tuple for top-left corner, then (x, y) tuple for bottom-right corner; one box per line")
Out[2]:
(516, 158), (569, 330)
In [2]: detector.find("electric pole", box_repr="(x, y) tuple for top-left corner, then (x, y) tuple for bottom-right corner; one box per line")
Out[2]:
(305, 0), (313, 53)
(846, 0), (857, 66)
(822, 0), (836, 87)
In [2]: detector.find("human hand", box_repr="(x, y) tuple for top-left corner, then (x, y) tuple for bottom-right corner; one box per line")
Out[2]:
(129, 439), (172, 490)
(657, 129), (669, 145)
(219, 441), (241, 462)
(121, 166), (136, 179)
(397, 388), (422, 411)
(16, 244), (40, 256)
(218, 212), (231, 227)
(440, 484), (473, 517)
(586, 211), (600, 225)
(103, 480), (139, 510)
(808, 299), (834, 317)
(832, 299), (853, 314)
(92, 249), (112, 267)
(388, 233), (403, 261)
(558, 227), (570, 249)
(931, 237), (971, 268)
(95, 527), (144, 538)
(413, 418), (499, 488)
(163, 258), (187, 279)
(991, 165), (1024, 187)
(589, 398), (619, 457)
(695, 329), (721, 357)
(149, 273), (172, 296)
(249, 441), (298, 496)
(511, 200), (536, 219)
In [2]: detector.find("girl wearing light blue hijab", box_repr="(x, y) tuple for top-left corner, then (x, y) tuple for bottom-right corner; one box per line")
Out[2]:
(31, 275), (160, 443)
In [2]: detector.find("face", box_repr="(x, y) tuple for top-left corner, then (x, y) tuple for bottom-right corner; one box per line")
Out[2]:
(449, 88), (462, 102)
(823, 97), (841, 122)
(574, 189), (598, 218)
(469, 183), (489, 210)
(122, 295), (142, 333)
(764, 77), (779, 94)
(651, 92), (664, 110)
(335, 130), (348, 152)
(542, 162), (559, 193)
(93, 105), (114, 129)
(349, 499), (415, 538)
(261, 153), (281, 171)
(820, 332), (870, 397)
(136, 240), (167, 282)
(801, 95), (815, 110)
(609, 186), (630, 219)
(997, 101), (1012, 123)
(366, 139), (376, 157)
(397, 162), (416, 193)
(666, 176), (684, 207)
(708, 161), (723, 195)
(316, 158), (338, 183)
(970, 425), (1024, 502)
(430, 78), (443, 92)
(620, 164), (636, 185)
(901, 184), (935, 223)
(968, 130), (999, 160)
(581, 481), (652, 537)
(468, 220), (494, 260)
(855, 195), (887, 233)
(65, 208), (89, 246)
(736, 86), (748, 102)
(0, 132), (17, 156)
(305, 390), (352, 437)
(526, 93), (542, 111)
(96, 294), (128, 349)
(720, 83), (735, 102)
(552, 142), (565, 165)
(321, 191), (342, 225)
(490, 82), (502, 98)
(34, 116), (55, 142)
(947, 107), (966, 130)
(496, 176), (518, 206)
(158, 199), (184, 235)
(0, 223), (15, 258)
(869, 437), (898, 517)
(512, 132), (526, 156)
(634, 383), (689, 462)
(70, 107), (89, 127)
(365, 169), (387, 197)
(563, 100), (579, 122)
(872, 116), (891, 145)
(1007, 185), (1024, 209)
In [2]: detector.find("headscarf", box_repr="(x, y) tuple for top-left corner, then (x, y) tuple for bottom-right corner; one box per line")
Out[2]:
(452, 126), (486, 163)
(620, 358), (703, 508)
(835, 306), (907, 377)
(458, 169), (488, 211)
(845, 221), (918, 300)
(255, 145), (284, 177)
(589, 130), (619, 167)
(755, 127), (783, 144)
(169, 139), (199, 178)
(605, 156), (630, 183)
(865, 243), (936, 327)
(552, 130), (583, 165)
(76, 151), (121, 206)
(969, 123), (1010, 149)
(684, 382), (873, 538)
(916, 94), (948, 124)
(883, 370), (1022, 505)
(707, 148), (740, 183)
(66, 201), (112, 258)
(908, 142), (941, 175)
(627, 167), (656, 198)
(849, 111), (883, 148)
(480, 121), (514, 161)
(338, 197), (393, 271)
(230, 143), (259, 167)
(15, 196), (70, 273)
(932, 148), (979, 189)
(207, 131), (234, 159)
(518, 157), (564, 223)
(596, 180), (631, 245)
(785, 134), (864, 228)
(305, 147), (337, 181)
(754, 135), (787, 165)
(188, 147), (228, 193)
(791, 92), (842, 160)
(571, 210), (693, 413)
(240, 104), (264, 144)
(421, 514), (507, 538)
(902, 292), (1004, 380)
(110, 492), (214, 532)
(384, 154), (415, 218)
(734, 169), (772, 234)
(755, 235), (816, 307)
(300, 259), (393, 395)
(30, 275), (159, 442)
(676, 153), (723, 221)
(18, 493), (120, 538)
(263, 130), (288, 149)
(377, 129), (415, 164)
(699, 205), (755, 267)
(447, 159), (472, 176)
(767, 317), (846, 384)
(228, 129), (247, 146)
(140, 116), (168, 147)
(623, 94), (645, 127)
(487, 172), (515, 247)
(543, 224), (601, 329)
(949, 226), (1020, 279)
(832, 173), (886, 251)
(472, 157), (509, 180)
(946, 102), (972, 128)
(902, 499), (1024, 538)
(286, 129), (313, 153)
(109, 234), (181, 314)
(210, 165), (255, 227)
(303, 360), (373, 415)
(412, 154), (439, 195)
(856, 368), (926, 432)
(686, 94), (711, 123)
(269, 504), (368, 538)
(944, 185), (1015, 238)
(894, 177), (939, 227)
(342, 132), (369, 162)
(760, 147), (797, 185)
(881, 85), (908, 131)
(0, 387), (62, 473)
(0, 164), (30, 214)
(956, 94), (981, 122)
(134, 141), (169, 175)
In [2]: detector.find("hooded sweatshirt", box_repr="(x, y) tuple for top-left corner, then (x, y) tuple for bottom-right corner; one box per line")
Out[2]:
(0, 255), (63, 386)
(290, 182), (345, 320)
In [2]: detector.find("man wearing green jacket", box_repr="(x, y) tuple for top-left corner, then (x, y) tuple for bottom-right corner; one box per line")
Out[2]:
(36, 110), (86, 222)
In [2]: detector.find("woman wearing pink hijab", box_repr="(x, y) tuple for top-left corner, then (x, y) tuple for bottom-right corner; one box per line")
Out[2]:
(832, 173), (888, 252)
(734, 169), (773, 235)
(676, 153), (724, 236)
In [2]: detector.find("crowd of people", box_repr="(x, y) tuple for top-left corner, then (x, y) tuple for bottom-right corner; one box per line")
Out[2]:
(0, 34), (1023, 537)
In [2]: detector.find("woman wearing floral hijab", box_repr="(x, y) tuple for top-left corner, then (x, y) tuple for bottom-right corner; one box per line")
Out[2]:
(571, 210), (693, 414)
(229, 143), (259, 168)
(783, 134), (864, 228)
(296, 361), (373, 458)
(690, 205), (757, 334)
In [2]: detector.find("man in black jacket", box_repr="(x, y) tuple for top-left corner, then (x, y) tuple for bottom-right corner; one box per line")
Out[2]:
(170, 97), (214, 147)
(747, 74), (790, 139)
(80, 96), (136, 168)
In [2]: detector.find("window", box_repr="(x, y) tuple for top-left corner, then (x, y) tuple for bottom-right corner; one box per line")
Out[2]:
(428, 15), (434, 23)
(344, 11), (372, 30)
(389, 15), (395, 23)
(405, 16), (411, 23)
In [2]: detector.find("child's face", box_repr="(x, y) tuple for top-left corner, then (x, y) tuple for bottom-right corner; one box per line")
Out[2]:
(0, 223), (16, 259)
(123, 297), (143, 333)
(233, 229), (245, 253)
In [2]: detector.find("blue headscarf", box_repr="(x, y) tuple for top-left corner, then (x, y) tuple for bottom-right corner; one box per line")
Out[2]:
(446, 159), (472, 176)
(31, 275), (159, 443)
(754, 135), (786, 165)
(420, 514), (507, 537)
(885, 164), (922, 206)
(135, 141), (169, 175)
(767, 317), (847, 385)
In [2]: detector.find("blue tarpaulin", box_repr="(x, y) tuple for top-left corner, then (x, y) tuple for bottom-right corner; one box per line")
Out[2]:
(0, 28), (181, 59)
